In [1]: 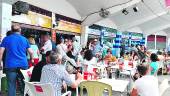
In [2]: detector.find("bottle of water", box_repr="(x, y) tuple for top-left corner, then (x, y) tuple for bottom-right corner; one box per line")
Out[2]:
(103, 68), (107, 78)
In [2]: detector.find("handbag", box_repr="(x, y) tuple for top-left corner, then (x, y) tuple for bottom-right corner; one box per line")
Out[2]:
(65, 61), (77, 74)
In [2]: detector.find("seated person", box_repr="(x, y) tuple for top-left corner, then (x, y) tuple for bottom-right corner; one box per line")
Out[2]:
(40, 52), (82, 96)
(30, 51), (51, 82)
(83, 50), (97, 73)
(131, 65), (159, 96)
(104, 49), (117, 62)
(150, 53), (159, 76)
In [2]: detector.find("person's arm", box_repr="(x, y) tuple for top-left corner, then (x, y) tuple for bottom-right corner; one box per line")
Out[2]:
(70, 73), (82, 88)
(63, 68), (82, 88)
(0, 47), (5, 68)
(131, 88), (138, 96)
(27, 48), (34, 62)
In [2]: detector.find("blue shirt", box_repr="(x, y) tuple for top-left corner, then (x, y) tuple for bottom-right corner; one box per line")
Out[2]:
(0, 33), (30, 69)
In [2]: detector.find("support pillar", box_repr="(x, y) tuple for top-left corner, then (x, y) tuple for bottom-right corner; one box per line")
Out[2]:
(80, 26), (89, 48)
(0, 2), (12, 40)
(155, 34), (157, 49)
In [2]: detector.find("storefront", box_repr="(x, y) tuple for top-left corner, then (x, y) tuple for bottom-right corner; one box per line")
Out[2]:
(88, 24), (117, 46)
(52, 14), (81, 44)
(147, 35), (166, 50)
(122, 32), (144, 51)
(12, 4), (52, 45)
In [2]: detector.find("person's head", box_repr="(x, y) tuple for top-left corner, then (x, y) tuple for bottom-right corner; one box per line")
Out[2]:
(107, 48), (112, 55)
(58, 37), (64, 44)
(49, 51), (62, 64)
(84, 50), (93, 61)
(64, 39), (68, 44)
(45, 51), (52, 63)
(150, 53), (158, 62)
(168, 51), (170, 57)
(44, 34), (50, 42)
(11, 24), (21, 33)
(67, 45), (73, 51)
(137, 65), (149, 76)
(130, 51), (135, 55)
(93, 39), (98, 45)
(6, 30), (12, 36)
(131, 44), (134, 47)
(28, 35), (35, 45)
(157, 51), (162, 55)
(72, 37), (77, 42)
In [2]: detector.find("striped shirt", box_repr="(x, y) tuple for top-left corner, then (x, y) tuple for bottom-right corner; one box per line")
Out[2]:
(40, 64), (73, 96)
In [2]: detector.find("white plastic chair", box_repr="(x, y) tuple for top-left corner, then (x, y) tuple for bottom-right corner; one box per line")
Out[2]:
(24, 81), (55, 96)
(159, 79), (170, 96)
(20, 66), (34, 81)
(24, 81), (71, 96)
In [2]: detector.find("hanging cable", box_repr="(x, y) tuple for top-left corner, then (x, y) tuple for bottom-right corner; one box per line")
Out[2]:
(81, 0), (134, 24)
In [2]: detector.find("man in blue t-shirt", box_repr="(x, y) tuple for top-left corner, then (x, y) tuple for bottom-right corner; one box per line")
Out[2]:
(0, 24), (33, 96)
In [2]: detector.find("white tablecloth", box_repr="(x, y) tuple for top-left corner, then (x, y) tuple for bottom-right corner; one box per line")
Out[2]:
(98, 78), (129, 92)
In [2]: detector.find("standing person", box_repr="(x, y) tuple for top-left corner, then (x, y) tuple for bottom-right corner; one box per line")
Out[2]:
(40, 33), (52, 62)
(0, 24), (33, 96)
(2, 31), (13, 73)
(28, 35), (40, 66)
(72, 37), (81, 57)
(91, 39), (102, 56)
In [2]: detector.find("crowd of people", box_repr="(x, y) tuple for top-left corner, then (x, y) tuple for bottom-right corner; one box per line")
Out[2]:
(0, 24), (170, 96)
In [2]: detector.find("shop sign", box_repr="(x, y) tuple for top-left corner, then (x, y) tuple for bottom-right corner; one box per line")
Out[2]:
(12, 11), (52, 28)
(88, 28), (100, 35)
(104, 32), (116, 37)
(131, 33), (143, 40)
(55, 20), (81, 33)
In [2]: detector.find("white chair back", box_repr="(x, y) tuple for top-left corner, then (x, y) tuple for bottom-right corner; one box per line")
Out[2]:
(20, 66), (34, 81)
(159, 79), (169, 96)
(24, 81), (55, 96)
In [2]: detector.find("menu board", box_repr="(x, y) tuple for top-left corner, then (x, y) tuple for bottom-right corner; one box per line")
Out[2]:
(55, 20), (81, 33)
(12, 11), (52, 28)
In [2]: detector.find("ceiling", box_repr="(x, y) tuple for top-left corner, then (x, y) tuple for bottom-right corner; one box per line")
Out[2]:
(5, 0), (170, 36)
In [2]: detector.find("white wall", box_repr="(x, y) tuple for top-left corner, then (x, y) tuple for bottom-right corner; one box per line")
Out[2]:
(95, 18), (117, 29)
(21, 0), (81, 20)
(0, 2), (12, 39)
(126, 27), (143, 33)
(155, 31), (167, 36)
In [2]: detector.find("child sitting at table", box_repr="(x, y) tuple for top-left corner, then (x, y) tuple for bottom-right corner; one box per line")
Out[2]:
(104, 49), (117, 64)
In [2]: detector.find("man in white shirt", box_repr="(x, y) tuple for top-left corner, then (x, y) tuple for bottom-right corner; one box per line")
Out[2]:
(131, 65), (159, 96)
(41, 33), (52, 61)
(41, 34), (52, 54)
